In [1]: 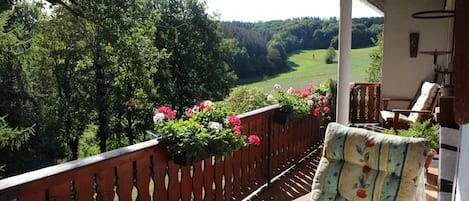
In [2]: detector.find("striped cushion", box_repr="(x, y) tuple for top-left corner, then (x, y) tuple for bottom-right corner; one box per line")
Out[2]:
(311, 123), (428, 201)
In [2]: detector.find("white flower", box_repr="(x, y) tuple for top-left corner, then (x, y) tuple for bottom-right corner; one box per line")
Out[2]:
(287, 87), (293, 94)
(204, 100), (213, 107)
(208, 121), (223, 131)
(192, 105), (200, 113)
(153, 113), (165, 124)
(267, 94), (274, 101)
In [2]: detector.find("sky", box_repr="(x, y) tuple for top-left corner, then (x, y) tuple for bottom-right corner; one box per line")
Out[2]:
(205, 0), (383, 22)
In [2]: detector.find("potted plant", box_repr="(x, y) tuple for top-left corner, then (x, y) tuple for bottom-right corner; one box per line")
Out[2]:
(387, 120), (439, 172)
(152, 101), (261, 166)
(271, 83), (331, 124)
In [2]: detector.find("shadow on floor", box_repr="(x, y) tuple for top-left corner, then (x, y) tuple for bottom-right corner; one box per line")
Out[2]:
(248, 152), (322, 201)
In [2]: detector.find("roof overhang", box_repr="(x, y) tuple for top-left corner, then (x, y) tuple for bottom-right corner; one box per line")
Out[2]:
(359, 0), (385, 15)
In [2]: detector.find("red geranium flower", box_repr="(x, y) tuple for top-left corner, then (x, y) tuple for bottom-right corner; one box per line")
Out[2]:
(312, 108), (320, 117)
(356, 189), (367, 198)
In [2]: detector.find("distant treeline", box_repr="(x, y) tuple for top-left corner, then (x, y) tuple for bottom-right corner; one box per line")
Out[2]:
(221, 17), (384, 79)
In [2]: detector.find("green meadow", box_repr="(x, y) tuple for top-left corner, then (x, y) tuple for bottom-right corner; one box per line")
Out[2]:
(238, 47), (374, 91)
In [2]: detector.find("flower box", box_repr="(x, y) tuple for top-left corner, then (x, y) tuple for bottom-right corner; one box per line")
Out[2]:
(172, 152), (211, 166)
(152, 101), (261, 166)
(274, 111), (302, 124)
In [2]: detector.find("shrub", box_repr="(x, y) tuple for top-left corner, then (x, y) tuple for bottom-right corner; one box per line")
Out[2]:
(324, 46), (337, 64)
(386, 120), (439, 150)
(225, 86), (275, 114)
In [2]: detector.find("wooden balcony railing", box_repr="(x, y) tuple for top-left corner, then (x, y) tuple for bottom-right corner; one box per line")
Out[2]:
(0, 105), (325, 201)
(349, 82), (381, 124)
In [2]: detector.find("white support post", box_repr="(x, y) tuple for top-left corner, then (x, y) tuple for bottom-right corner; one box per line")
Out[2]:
(336, 0), (352, 125)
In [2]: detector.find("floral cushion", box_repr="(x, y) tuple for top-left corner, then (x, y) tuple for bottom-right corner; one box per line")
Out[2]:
(310, 123), (428, 201)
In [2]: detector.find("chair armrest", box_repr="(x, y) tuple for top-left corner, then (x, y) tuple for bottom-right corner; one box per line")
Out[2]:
(382, 98), (412, 110)
(392, 109), (432, 129)
(391, 109), (432, 114)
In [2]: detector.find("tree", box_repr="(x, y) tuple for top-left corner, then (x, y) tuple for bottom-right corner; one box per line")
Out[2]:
(324, 46), (337, 64)
(153, 0), (236, 112)
(35, 7), (95, 160)
(366, 32), (383, 82)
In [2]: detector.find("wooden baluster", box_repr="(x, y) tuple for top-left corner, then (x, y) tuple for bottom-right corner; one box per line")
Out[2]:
(359, 85), (366, 122)
(232, 150), (241, 197)
(214, 157), (224, 201)
(224, 153), (233, 199)
(374, 84), (381, 122)
(136, 157), (151, 201)
(48, 182), (70, 201)
(203, 157), (214, 201)
(192, 160), (204, 201)
(368, 85), (375, 122)
(74, 175), (94, 201)
(96, 167), (115, 200)
(152, 152), (168, 201)
(167, 162), (180, 201)
(180, 165), (192, 201)
(116, 163), (133, 200)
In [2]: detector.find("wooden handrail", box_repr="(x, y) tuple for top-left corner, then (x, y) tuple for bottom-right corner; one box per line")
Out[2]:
(0, 105), (325, 201)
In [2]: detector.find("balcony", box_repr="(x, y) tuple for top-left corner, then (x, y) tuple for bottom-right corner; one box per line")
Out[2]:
(0, 103), (326, 201)
(0, 83), (439, 201)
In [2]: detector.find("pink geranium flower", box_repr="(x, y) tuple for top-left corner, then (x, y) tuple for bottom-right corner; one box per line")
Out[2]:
(274, 84), (282, 89)
(349, 82), (355, 89)
(304, 85), (315, 94)
(157, 106), (176, 120)
(232, 125), (241, 136)
(307, 100), (314, 106)
(248, 135), (261, 145)
(291, 89), (302, 95)
(321, 97), (329, 105)
(322, 106), (330, 113)
(228, 115), (241, 126)
(185, 109), (193, 117)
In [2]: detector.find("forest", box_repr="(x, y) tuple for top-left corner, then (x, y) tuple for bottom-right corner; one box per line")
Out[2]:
(0, 0), (382, 177)
(222, 17), (383, 79)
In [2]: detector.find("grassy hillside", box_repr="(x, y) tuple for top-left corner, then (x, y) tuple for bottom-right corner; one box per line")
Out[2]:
(238, 47), (374, 91)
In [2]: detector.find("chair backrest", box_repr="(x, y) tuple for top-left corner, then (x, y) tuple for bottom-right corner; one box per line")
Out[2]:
(310, 123), (428, 201)
(407, 81), (440, 122)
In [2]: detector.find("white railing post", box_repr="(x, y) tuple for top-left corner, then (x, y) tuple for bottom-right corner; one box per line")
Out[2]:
(337, 0), (352, 125)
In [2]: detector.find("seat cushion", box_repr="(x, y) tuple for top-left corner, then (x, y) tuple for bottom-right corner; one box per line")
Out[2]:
(311, 123), (428, 201)
(407, 82), (439, 122)
(380, 110), (413, 123)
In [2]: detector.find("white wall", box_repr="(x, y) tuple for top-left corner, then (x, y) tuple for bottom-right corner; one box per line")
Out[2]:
(456, 124), (469, 201)
(381, 0), (451, 108)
